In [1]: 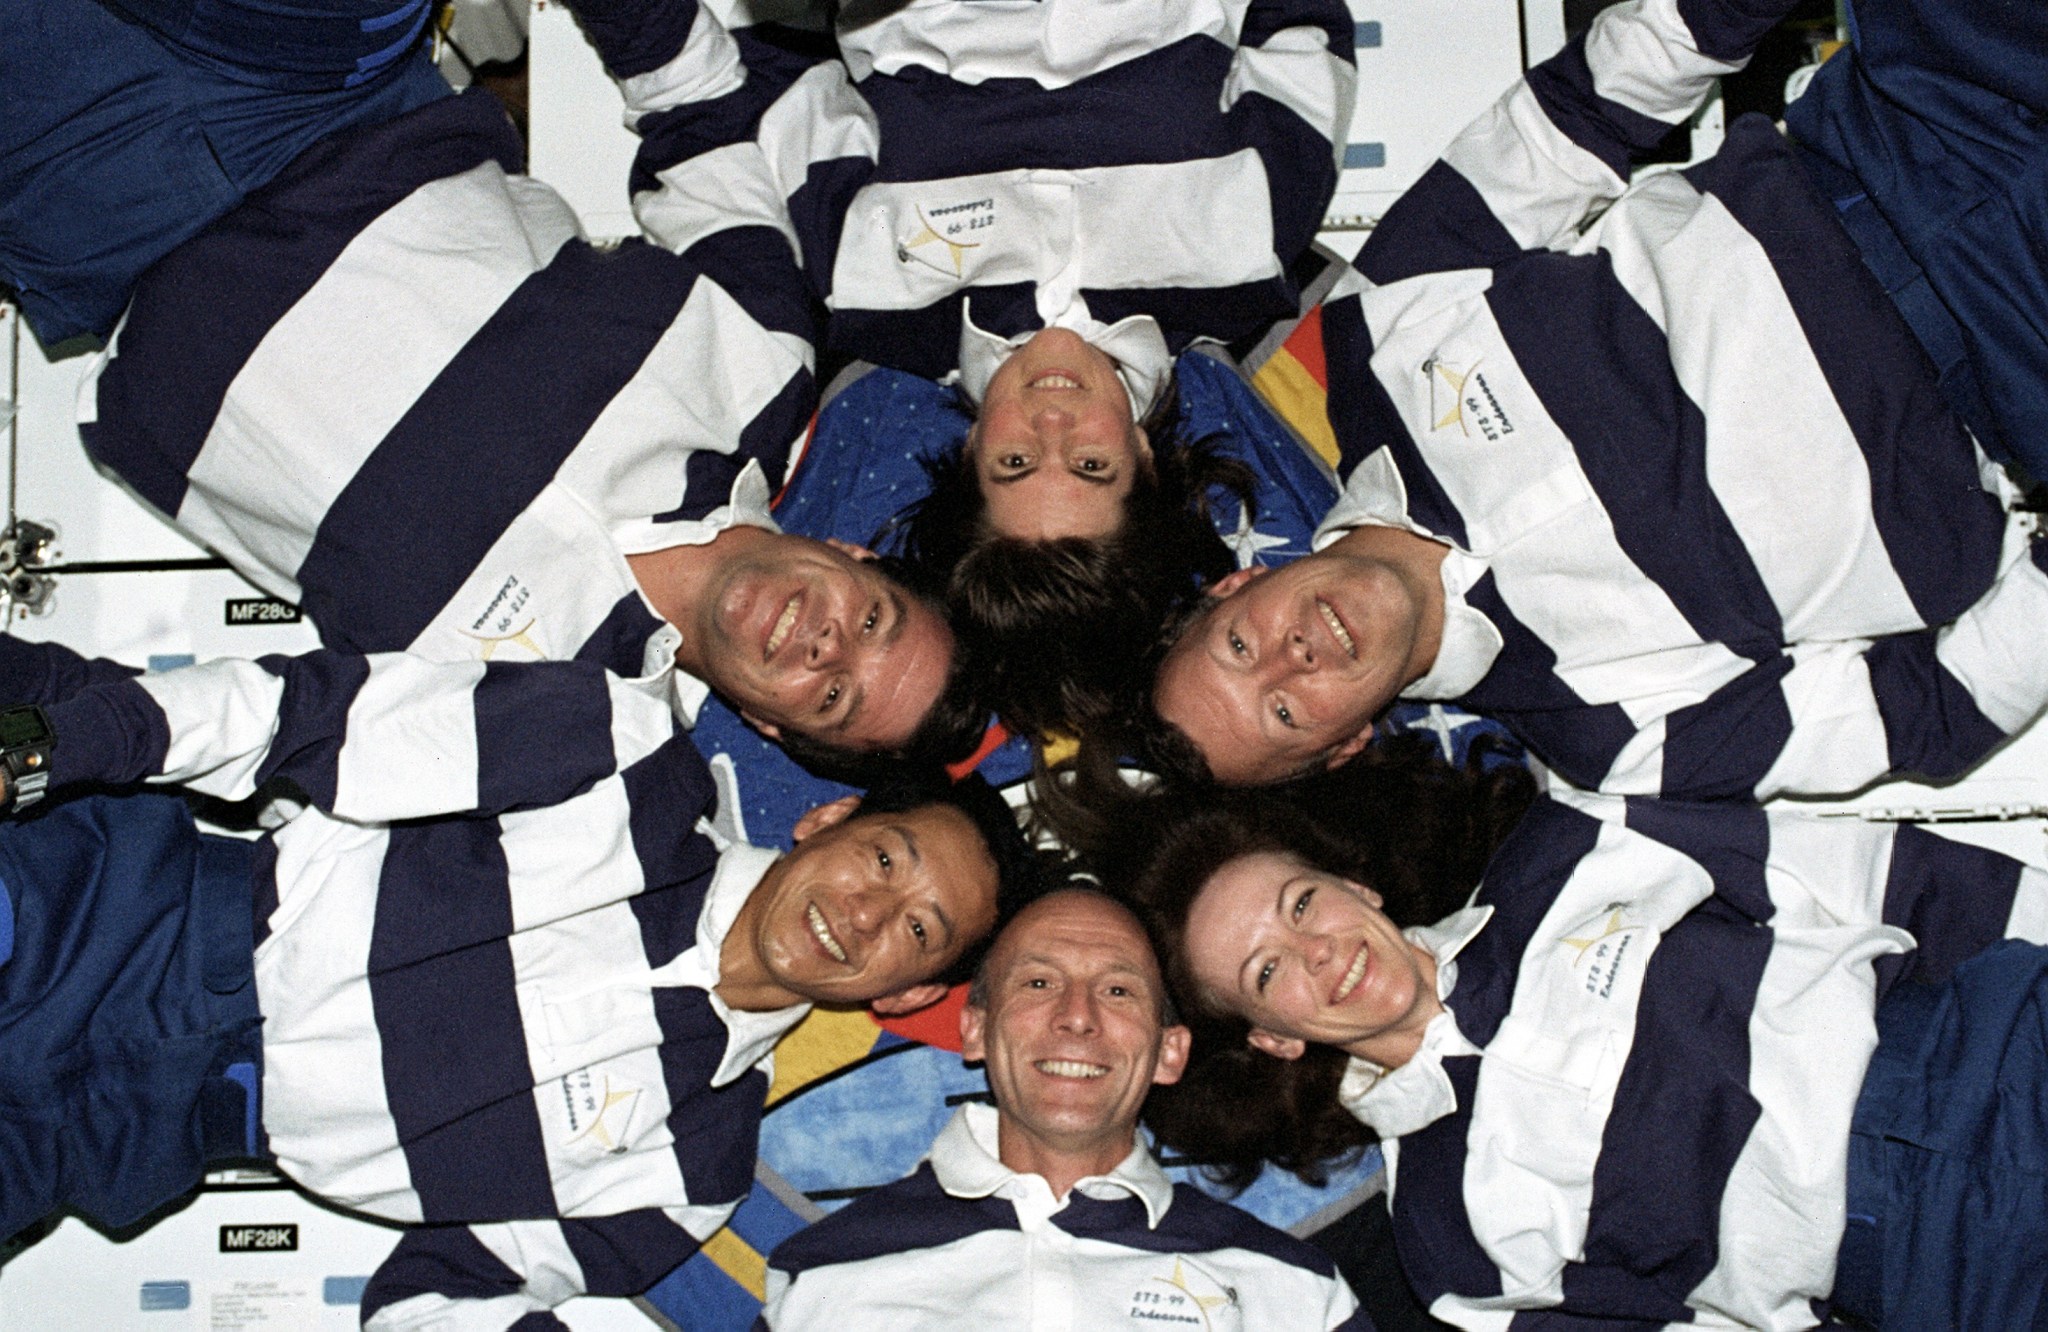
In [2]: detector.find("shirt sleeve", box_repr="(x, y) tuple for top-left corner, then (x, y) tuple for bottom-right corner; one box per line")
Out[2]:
(1619, 533), (2048, 800)
(38, 650), (686, 823)
(1361, 0), (1803, 280)
(359, 1208), (730, 1331)
(570, 0), (870, 305)
(1225, 0), (1358, 266)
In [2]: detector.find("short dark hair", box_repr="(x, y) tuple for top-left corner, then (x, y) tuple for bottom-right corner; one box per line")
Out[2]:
(1066, 737), (1536, 1189)
(853, 767), (1049, 987)
(878, 379), (1258, 738)
(772, 555), (994, 784)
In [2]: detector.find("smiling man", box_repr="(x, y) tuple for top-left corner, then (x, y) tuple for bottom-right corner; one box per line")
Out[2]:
(0, 637), (1036, 1326)
(759, 888), (1368, 1330)
(1146, 0), (2048, 800)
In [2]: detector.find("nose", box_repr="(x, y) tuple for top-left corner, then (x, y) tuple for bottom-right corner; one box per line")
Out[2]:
(1302, 932), (1334, 974)
(806, 618), (843, 668)
(1285, 626), (1316, 670)
(1052, 985), (1099, 1034)
(1031, 402), (1076, 436)
(841, 886), (889, 938)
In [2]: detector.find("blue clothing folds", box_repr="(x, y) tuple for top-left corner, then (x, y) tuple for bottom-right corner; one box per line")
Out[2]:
(1786, 0), (2048, 482)
(0, 795), (262, 1242)
(1836, 940), (2048, 1328)
(0, 0), (447, 346)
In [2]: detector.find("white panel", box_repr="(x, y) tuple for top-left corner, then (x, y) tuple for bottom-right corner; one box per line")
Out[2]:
(528, 0), (642, 241)
(1329, 0), (1527, 230)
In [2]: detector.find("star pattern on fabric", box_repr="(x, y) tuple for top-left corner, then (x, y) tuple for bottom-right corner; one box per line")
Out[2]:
(1426, 356), (1469, 432)
(1223, 506), (1291, 569)
(899, 223), (978, 276)
(458, 617), (543, 660)
(1562, 907), (1631, 964)
(1159, 1257), (1234, 1321)
(1402, 703), (1492, 762)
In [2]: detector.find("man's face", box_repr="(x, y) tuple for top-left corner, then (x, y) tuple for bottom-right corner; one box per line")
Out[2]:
(960, 892), (1190, 1167)
(742, 798), (1000, 1008)
(1153, 555), (1425, 784)
(971, 328), (1151, 543)
(694, 535), (953, 752)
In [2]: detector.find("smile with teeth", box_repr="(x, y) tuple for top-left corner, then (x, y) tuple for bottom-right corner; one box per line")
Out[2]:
(806, 903), (847, 963)
(1317, 599), (1357, 657)
(1034, 1059), (1109, 1078)
(765, 595), (801, 659)
(1331, 942), (1369, 1004)
(1027, 372), (1082, 390)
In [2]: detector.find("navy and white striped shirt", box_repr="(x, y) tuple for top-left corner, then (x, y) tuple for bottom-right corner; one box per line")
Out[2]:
(1347, 791), (2048, 1329)
(762, 1103), (1368, 1330)
(78, 66), (815, 714)
(1308, 0), (2047, 799)
(603, 0), (1356, 391)
(42, 651), (808, 1329)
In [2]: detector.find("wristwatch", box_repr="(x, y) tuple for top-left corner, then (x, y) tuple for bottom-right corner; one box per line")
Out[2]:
(0, 705), (55, 813)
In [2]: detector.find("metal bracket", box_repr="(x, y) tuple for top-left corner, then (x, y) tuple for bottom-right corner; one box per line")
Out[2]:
(0, 518), (60, 619)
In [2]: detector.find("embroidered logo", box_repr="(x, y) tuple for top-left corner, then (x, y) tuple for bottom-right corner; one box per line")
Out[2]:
(897, 198), (995, 276)
(1424, 356), (1517, 441)
(1126, 1256), (1237, 1327)
(560, 1069), (641, 1155)
(459, 574), (546, 661)
(1561, 903), (1647, 1001)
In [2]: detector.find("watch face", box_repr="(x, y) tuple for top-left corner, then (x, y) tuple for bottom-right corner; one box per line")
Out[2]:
(0, 708), (52, 749)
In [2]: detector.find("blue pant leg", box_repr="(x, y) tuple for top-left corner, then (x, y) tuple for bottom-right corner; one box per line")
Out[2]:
(1835, 940), (2048, 1327)
(0, 0), (447, 346)
(1785, 0), (2048, 481)
(0, 794), (262, 1243)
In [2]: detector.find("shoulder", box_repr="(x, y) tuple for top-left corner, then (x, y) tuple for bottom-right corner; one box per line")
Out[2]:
(1150, 1185), (1341, 1281)
(768, 1163), (1019, 1279)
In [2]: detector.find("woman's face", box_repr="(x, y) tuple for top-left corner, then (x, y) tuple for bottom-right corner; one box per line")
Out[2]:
(971, 328), (1151, 542)
(1182, 851), (1441, 1065)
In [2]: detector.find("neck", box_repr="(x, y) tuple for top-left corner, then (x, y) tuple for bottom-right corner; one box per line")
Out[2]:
(624, 525), (775, 678)
(1344, 938), (1444, 1071)
(712, 864), (805, 1013)
(1325, 524), (1449, 688)
(995, 1116), (1135, 1202)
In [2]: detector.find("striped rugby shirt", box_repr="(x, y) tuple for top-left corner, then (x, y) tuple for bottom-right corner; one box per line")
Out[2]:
(1348, 791), (2048, 1329)
(41, 650), (807, 1327)
(761, 1103), (1369, 1330)
(586, 0), (1356, 390)
(1308, 0), (2048, 799)
(79, 61), (816, 716)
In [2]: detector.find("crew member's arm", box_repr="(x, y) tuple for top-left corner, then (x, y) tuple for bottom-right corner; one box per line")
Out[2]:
(14, 650), (685, 823)
(1619, 533), (2048, 800)
(360, 1207), (731, 1331)
(1227, 0), (1358, 267)
(1362, 0), (1803, 281)
(568, 0), (869, 302)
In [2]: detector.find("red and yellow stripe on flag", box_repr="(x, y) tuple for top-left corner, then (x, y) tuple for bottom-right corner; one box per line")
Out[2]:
(1249, 305), (1339, 470)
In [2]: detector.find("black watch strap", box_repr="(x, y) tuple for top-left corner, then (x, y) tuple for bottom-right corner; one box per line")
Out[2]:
(0, 705), (56, 813)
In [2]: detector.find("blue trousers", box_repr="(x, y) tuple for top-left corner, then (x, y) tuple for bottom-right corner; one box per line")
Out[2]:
(0, 0), (449, 346)
(1786, 0), (2048, 483)
(1834, 940), (2048, 1327)
(0, 795), (264, 1243)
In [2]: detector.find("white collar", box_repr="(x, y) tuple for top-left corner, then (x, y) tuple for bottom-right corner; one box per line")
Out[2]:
(649, 842), (811, 1087)
(954, 310), (1173, 423)
(1399, 547), (1501, 701)
(928, 1103), (1176, 1230)
(1337, 905), (1493, 1139)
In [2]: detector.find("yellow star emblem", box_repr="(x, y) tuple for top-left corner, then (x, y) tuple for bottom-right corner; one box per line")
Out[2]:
(899, 223), (979, 277)
(1562, 907), (1630, 964)
(1427, 357), (1469, 431)
(569, 1080), (640, 1153)
(1149, 1257), (1234, 1327)
(459, 617), (545, 661)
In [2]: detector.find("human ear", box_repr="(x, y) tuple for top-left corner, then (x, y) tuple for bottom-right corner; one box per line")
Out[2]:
(870, 982), (948, 1017)
(1206, 566), (1268, 599)
(1247, 1027), (1307, 1062)
(1152, 1024), (1192, 1086)
(740, 710), (784, 741)
(1324, 722), (1375, 770)
(959, 1001), (987, 1061)
(825, 537), (877, 562)
(791, 794), (862, 842)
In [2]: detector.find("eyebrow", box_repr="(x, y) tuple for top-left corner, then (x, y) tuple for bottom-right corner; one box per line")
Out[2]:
(989, 465), (1115, 487)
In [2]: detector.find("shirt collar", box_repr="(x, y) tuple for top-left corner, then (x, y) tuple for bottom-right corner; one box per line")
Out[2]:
(673, 842), (811, 1087)
(1337, 905), (1493, 1139)
(1400, 549), (1501, 700)
(928, 1103), (1176, 1229)
(954, 310), (1173, 423)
